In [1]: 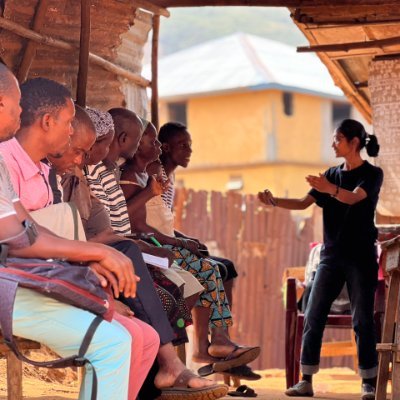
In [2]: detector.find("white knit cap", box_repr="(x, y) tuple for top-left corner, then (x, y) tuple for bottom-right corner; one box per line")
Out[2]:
(85, 106), (114, 138)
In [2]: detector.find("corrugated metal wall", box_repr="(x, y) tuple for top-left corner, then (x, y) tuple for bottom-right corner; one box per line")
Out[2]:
(0, 0), (150, 111)
(175, 188), (354, 370)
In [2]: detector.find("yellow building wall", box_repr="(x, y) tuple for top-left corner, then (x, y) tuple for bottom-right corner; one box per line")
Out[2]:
(187, 91), (268, 166)
(160, 89), (332, 195)
(273, 91), (323, 163)
(174, 162), (329, 199)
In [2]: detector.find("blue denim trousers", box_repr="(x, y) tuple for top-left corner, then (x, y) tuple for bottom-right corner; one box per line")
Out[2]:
(301, 255), (378, 379)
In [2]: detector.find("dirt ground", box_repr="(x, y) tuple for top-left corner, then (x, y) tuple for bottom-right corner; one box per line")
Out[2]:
(1, 354), (391, 400)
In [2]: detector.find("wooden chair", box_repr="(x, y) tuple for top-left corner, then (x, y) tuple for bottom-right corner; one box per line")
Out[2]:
(0, 334), (41, 400)
(284, 266), (385, 389)
(376, 236), (400, 400)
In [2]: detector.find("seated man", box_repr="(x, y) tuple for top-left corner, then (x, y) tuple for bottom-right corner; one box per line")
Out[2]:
(158, 121), (238, 306)
(0, 61), (144, 400)
(54, 105), (226, 399)
(120, 121), (260, 373)
(83, 107), (204, 306)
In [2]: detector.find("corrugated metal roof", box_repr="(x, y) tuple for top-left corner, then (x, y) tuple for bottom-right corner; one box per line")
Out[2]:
(145, 32), (344, 100)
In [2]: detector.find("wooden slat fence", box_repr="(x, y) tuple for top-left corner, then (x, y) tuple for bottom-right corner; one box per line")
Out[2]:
(175, 188), (354, 370)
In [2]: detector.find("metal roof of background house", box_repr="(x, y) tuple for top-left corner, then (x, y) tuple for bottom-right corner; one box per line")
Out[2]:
(146, 32), (344, 100)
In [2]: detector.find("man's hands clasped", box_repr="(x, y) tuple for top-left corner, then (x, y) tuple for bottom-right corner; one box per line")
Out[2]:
(90, 246), (140, 299)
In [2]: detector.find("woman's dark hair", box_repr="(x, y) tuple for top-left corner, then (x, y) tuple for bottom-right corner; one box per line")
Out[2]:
(158, 121), (187, 144)
(336, 118), (380, 157)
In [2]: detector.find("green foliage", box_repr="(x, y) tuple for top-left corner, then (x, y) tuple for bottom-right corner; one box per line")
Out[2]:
(159, 6), (307, 56)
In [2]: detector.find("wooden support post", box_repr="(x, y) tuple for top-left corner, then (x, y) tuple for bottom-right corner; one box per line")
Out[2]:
(134, 0), (170, 17)
(176, 343), (186, 364)
(297, 36), (400, 53)
(76, 0), (91, 107)
(17, 0), (49, 83)
(0, 16), (150, 87)
(151, 14), (160, 130)
(6, 351), (23, 400)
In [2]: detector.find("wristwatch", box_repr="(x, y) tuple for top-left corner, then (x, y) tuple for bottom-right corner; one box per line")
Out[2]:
(22, 219), (39, 244)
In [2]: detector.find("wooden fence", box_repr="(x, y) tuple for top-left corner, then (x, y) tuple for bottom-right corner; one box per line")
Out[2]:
(174, 188), (354, 370)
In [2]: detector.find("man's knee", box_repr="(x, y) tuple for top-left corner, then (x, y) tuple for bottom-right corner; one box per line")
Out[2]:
(92, 320), (132, 360)
(146, 325), (160, 350)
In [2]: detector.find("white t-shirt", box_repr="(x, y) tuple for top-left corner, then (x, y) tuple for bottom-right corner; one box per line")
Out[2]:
(0, 153), (19, 220)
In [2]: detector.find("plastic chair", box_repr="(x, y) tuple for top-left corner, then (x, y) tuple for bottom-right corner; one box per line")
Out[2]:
(284, 269), (385, 389)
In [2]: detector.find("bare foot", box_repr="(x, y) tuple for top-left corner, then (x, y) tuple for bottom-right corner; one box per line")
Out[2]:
(154, 357), (216, 389)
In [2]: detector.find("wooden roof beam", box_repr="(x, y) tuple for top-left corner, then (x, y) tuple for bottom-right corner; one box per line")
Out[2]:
(354, 81), (368, 88)
(304, 19), (400, 30)
(291, 17), (372, 122)
(17, 0), (49, 83)
(297, 36), (400, 53)
(134, 0), (170, 17)
(154, 0), (400, 7)
(0, 16), (150, 87)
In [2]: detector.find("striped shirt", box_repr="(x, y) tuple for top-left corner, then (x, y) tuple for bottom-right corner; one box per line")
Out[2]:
(0, 153), (19, 220)
(84, 162), (131, 235)
(161, 165), (175, 210)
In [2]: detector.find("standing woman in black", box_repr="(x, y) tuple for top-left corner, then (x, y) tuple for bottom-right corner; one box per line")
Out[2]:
(258, 119), (383, 400)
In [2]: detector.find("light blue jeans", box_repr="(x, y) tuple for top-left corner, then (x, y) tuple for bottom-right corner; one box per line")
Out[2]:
(12, 288), (131, 400)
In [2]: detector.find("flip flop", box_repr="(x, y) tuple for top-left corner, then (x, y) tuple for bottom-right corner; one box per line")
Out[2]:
(197, 364), (216, 377)
(222, 365), (261, 381)
(157, 369), (229, 400)
(228, 385), (257, 397)
(212, 346), (261, 373)
(197, 364), (261, 380)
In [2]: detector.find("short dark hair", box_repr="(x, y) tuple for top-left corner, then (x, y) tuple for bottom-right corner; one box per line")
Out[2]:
(73, 104), (95, 134)
(158, 121), (187, 144)
(0, 62), (15, 94)
(108, 107), (140, 134)
(20, 77), (71, 128)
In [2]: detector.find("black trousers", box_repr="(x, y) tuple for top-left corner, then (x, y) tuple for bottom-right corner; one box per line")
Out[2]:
(301, 255), (378, 378)
(109, 240), (174, 345)
(208, 255), (238, 281)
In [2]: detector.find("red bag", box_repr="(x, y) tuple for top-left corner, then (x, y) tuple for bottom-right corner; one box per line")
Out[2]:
(0, 255), (114, 400)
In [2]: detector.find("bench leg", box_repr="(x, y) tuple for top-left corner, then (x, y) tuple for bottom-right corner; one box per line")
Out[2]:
(6, 351), (23, 400)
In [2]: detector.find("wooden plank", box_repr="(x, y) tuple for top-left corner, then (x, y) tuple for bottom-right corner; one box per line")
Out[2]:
(297, 36), (400, 53)
(0, 16), (150, 87)
(376, 271), (400, 400)
(384, 243), (400, 273)
(76, 0), (91, 106)
(134, 0), (170, 17)
(17, 0), (50, 83)
(392, 287), (400, 398)
(155, 0), (400, 7)
(305, 19), (400, 30)
(6, 351), (23, 400)
(151, 14), (160, 130)
(291, 21), (372, 122)
(320, 340), (357, 357)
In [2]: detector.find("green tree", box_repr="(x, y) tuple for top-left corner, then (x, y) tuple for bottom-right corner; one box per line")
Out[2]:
(159, 7), (306, 56)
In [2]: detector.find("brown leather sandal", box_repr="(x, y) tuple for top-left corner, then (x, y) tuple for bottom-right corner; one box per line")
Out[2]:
(212, 345), (261, 373)
(157, 369), (229, 400)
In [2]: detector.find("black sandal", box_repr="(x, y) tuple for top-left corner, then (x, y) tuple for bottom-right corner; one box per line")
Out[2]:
(228, 384), (257, 397)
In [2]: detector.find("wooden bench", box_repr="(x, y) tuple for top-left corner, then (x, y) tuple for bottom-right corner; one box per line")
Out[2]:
(0, 334), (41, 400)
(376, 236), (400, 400)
